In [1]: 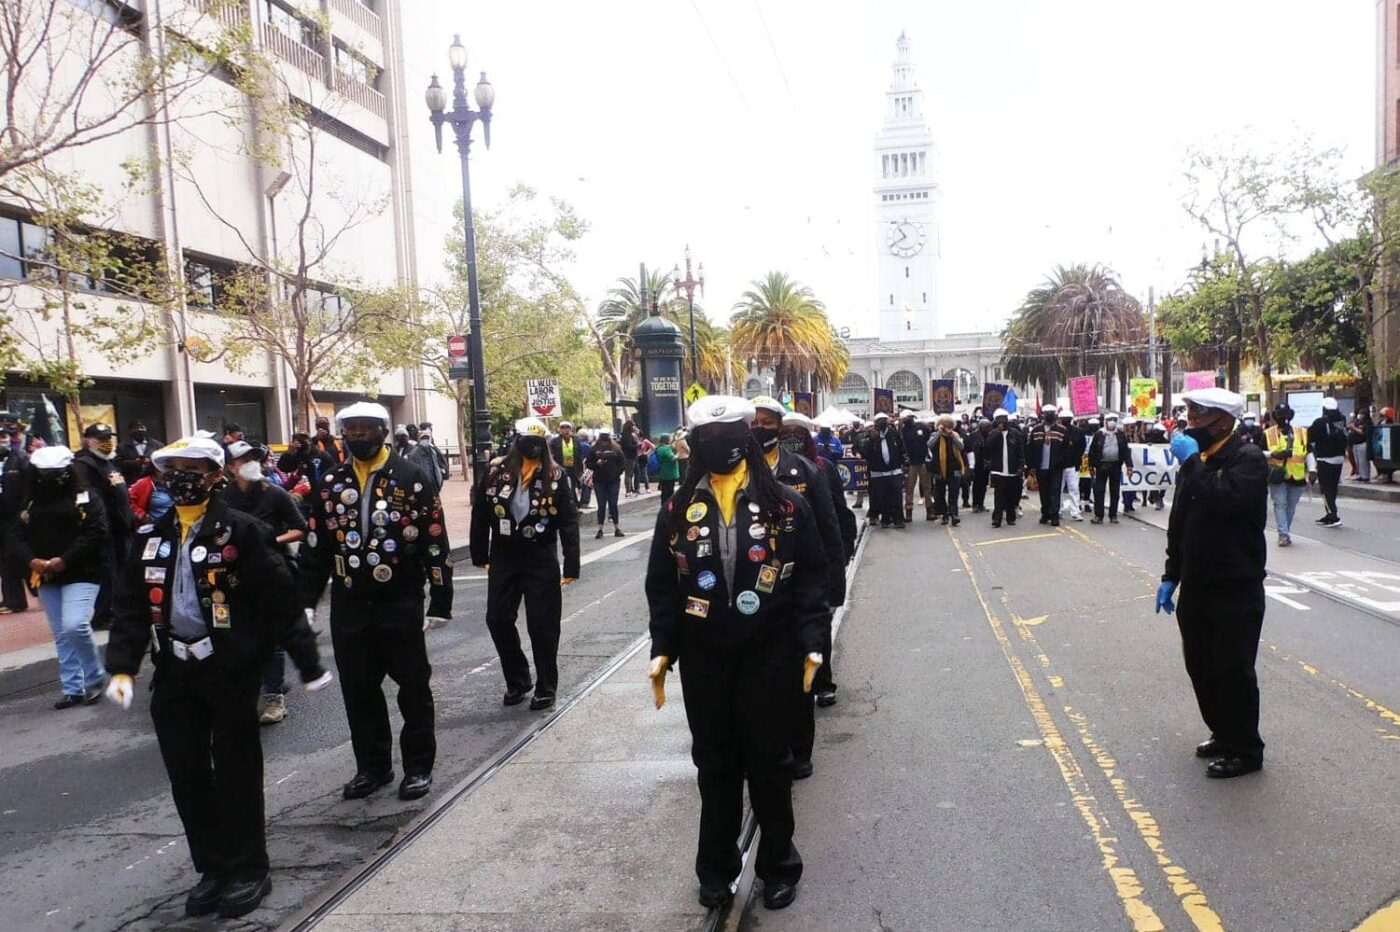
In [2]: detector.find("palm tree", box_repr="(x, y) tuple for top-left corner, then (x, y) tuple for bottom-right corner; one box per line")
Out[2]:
(1001, 264), (1146, 404)
(690, 313), (745, 392)
(596, 267), (674, 381)
(730, 271), (848, 393)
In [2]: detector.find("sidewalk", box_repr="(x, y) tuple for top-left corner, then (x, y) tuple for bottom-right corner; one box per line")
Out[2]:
(1337, 475), (1400, 503)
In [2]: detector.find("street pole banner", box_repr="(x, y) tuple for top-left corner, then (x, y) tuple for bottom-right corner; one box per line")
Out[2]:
(1068, 376), (1099, 416)
(1129, 378), (1159, 419)
(792, 392), (815, 416)
(1123, 443), (1182, 490)
(930, 379), (956, 414)
(526, 378), (561, 417)
(837, 455), (869, 491)
(1184, 370), (1216, 391)
(872, 387), (894, 416)
(982, 382), (1009, 414)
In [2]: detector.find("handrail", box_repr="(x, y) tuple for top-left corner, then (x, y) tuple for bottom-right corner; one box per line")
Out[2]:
(262, 22), (326, 82)
(328, 0), (383, 38)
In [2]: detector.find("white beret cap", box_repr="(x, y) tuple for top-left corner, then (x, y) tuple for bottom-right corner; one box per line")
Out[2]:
(750, 395), (786, 417)
(558, 420), (573, 429)
(152, 435), (225, 469)
(873, 411), (890, 422)
(336, 401), (391, 430)
(1180, 387), (1244, 418)
(1041, 404), (1058, 414)
(514, 417), (548, 437)
(225, 440), (256, 460)
(688, 395), (755, 428)
(1321, 397), (1338, 411)
(782, 411), (816, 430)
(31, 446), (74, 469)
(993, 408), (1009, 418)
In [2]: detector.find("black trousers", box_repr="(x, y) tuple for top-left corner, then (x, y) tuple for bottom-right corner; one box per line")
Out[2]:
(485, 556), (562, 696)
(870, 475), (904, 525)
(991, 474), (1021, 523)
(330, 593), (436, 778)
(811, 610), (835, 694)
(1176, 582), (1265, 761)
(1036, 469), (1061, 522)
(934, 474), (961, 518)
(680, 631), (803, 890)
(1, 561), (26, 611)
(150, 659), (267, 881)
(972, 466), (990, 510)
(1093, 467), (1122, 519)
(1317, 461), (1342, 518)
(90, 540), (126, 629)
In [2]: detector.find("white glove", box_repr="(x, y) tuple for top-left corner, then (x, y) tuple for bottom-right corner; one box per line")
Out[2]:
(304, 607), (315, 624)
(106, 674), (134, 711)
(304, 671), (334, 692)
(425, 616), (450, 631)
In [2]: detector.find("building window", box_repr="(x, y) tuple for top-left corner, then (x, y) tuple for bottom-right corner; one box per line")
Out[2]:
(334, 44), (379, 88)
(886, 370), (924, 405)
(184, 254), (239, 309)
(889, 294), (894, 306)
(265, 0), (318, 49)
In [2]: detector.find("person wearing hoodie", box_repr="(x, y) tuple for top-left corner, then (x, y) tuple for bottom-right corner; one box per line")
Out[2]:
(1307, 397), (1348, 528)
(72, 423), (134, 631)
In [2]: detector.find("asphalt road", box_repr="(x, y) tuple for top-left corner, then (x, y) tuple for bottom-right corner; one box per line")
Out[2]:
(0, 499), (663, 932)
(743, 495), (1400, 932)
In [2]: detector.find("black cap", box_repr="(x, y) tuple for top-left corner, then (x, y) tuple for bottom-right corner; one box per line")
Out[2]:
(83, 423), (114, 439)
(128, 419), (146, 430)
(0, 410), (17, 423)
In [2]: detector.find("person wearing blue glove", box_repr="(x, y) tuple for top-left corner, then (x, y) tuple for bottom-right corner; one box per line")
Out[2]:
(1160, 387), (1269, 779)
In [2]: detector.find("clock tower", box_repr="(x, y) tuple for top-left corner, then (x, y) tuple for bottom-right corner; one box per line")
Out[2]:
(874, 32), (939, 342)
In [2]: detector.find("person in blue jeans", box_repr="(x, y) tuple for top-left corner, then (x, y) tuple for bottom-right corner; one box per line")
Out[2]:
(584, 429), (626, 538)
(12, 446), (110, 708)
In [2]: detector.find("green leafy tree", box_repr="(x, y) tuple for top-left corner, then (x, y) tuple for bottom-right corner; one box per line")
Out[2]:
(729, 271), (847, 393)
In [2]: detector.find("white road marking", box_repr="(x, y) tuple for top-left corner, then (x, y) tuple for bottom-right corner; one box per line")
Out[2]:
(274, 770), (299, 786)
(1264, 583), (1311, 611)
(454, 530), (653, 582)
(1288, 570), (1400, 613)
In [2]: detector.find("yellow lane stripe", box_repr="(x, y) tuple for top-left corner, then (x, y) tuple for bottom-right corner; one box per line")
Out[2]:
(974, 532), (1061, 546)
(946, 529), (1167, 932)
(1265, 645), (1400, 739)
(1355, 897), (1400, 931)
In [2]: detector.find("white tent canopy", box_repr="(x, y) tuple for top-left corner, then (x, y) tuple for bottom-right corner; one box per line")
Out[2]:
(814, 405), (860, 428)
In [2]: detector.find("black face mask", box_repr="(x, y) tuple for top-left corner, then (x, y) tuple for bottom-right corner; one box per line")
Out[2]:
(751, 426), (780, 452)
(131, 431), (146, 442)
(1184, 426), (1217, 447)
(692, 426), (748, 475)
(1043, 415), (1057, 425)
(164, 469), (212, 506)
(33, 468), (71, 497)
(518, 437), (546, 459)
(346, 438), (383, 461)
(779, 436), (805, 455)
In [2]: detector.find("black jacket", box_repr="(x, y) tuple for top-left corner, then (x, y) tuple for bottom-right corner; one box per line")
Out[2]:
(817, 456), (857, 562)
(1308, 412), (1349, 459)
(299, 452), (454, 618)
(1236, 424), (1266, 448)
(772, 449), (845, 606)
(549, 435), (586, 482)
(1163, 433), (1268, 586)
(900, 423), (930, 464)
(646, 482), (828, 663)
(964, 429), (989, 467)
(1088, 429), (1130, 474)
(106, 496), (323, 681)
(469, 460), (581, 578)
(72, 448), (134, 542)
(860, 426), (906, 471)
(584, 444), (626, 484)
(12, 485), (110, 586)
(927, 431), (966, 480)
(115, 436), (163, 484)
(405, 441), (445, 492)
(984, 426), (1025, 474)
(1026, 421), (1076, 472)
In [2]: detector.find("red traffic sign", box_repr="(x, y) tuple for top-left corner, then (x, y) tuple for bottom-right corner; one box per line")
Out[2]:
(447, 335), (468, 358)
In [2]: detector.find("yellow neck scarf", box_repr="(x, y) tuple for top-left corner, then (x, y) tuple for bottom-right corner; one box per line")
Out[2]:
(352, 445), (391, 492)
(519, 457), (540, 489)
(175, 502), (208, 545)
(708, 460), (749, 526)
(1199, 433), (1232, 463)
(764, 447), (780, 471)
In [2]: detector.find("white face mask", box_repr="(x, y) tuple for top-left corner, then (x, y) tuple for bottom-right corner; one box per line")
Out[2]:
(1105, 422), (1117, 431)
(236, 462), (262, 482)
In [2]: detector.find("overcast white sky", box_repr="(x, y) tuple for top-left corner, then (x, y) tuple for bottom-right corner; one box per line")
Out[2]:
(399, 0), (1375, 340)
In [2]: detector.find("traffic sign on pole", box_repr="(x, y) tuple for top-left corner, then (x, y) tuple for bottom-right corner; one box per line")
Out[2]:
(447, 335), (468, 358)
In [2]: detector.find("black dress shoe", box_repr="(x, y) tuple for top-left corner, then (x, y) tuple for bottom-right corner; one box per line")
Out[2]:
(399, 772), (432, 800)
(342, 770), (394, 800)
(951, 517), (960, 526)
(1195, 738), (1225, 758)
(53, 694), (83, 710)
(185, 873), (225, 917)
(82, 683), (104, 705)
(791, 760), (814, 780)
(698, 885), (732, 908)
(1039, 516), (1049, 524)
(815, 689), (837, 708)
(528, 693), (555, 711)
(991, 519), (1001, 528)
(1206, 756), (1262, 779)
(763, 881), (798, 910)
(218, 873), (271, 918)
(1006, 519), (1016, 526)
(503, 686), (532, 706)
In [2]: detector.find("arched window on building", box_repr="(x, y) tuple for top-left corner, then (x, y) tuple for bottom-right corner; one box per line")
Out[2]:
(743, 377), (763, 399)
(886, 370), (924, 407)
(835, 372), (869, 410)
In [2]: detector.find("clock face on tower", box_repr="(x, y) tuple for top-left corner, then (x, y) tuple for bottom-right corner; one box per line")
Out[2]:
(887, 219), (926, 258)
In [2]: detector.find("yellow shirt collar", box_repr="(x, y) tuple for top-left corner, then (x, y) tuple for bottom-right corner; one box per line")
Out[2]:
(351, 445), (391, 491)
(175, 502), (207, 544)
(519, 457), (540, 489)
(763, 447), (780, 470)
(707, 460), (749, 526)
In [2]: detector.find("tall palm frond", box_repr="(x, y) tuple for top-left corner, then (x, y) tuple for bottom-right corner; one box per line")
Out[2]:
(730, 271), (845, 393)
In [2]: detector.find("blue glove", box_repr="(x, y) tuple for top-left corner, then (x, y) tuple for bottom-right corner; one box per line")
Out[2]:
(1169, 430), (1200, 464)
(1155, 580), (1178, 614)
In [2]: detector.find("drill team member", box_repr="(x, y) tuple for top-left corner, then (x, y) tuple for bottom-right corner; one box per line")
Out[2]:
(752, 397), (843, 779)
(899, 411), (933, 521)
(985, 409), (1025, 528)
(470, 417), (581, 711)
(1088, 414), (1128, 524)
(861, 412), (906, 528)
(104, 435), (331, 918)
(1027, 405), (1073, 526)
(300, 402), (454, 802)
(1156, 387), (1269, 779)
(646, 396), (829, 912)
(73, 423), (134, 630)
(928, 414), (966, 526)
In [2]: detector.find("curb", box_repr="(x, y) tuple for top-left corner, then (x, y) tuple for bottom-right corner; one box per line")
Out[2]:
(1336, 481), (1400, 504)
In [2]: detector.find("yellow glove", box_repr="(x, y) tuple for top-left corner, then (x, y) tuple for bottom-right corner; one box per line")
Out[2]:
(562, 577), (577, 587)
(106, 674), (134, 711)
(803, 653), (823, 694)
(649, 655), (670, 710)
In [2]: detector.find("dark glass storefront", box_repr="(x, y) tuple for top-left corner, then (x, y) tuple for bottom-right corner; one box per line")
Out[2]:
(1, 377), (166, 447)
(194, 385), (269, 442)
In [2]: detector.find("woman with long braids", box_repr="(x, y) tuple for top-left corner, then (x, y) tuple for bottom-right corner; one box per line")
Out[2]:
(470, 417), (580, 711)
(644, 396), (830, 913)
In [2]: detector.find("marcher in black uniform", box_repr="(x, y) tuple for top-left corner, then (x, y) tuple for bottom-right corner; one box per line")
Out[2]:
(1236, 412), (1266, 449)
(647, 395), (829, 912)
(1088, 414), (1128, 523)
(860, 412), (906, 528)
(966, 418), (992, 513)
(0, 425), (31, 613)
(1026, 405), (1073, 526)
(105, 435), (330, 919)
(985, 409), (1025, 527)
(927, 415), (965, 525)
(115, 420), (163, 484)
(1156, 387), (1268, 779)
(899, 412), (933, 521)
(752, 397), (843, 780)
(299, 402), (454, 802)
(470, 416), (581, 711)
(73, 423), (134, 630)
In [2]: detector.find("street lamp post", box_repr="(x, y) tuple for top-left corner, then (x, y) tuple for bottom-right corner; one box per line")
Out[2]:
(426, 36), (495, 485)
(671, 246), (704, 389)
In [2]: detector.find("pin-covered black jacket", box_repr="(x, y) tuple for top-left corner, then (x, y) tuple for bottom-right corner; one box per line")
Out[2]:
(11, 486), (110, 587)
(900, 423), (930, 465)
(106, 496), (323, 681)
(1163, 433), (1268, 586)
(816, 456), (857, 562)
(646, 482), (829, 663)
(771, 449), (844, 606)
(469, 460), (581, 578)
(299, 452), (454, 618)
(859, 426), (906, 471)
(73, 448), (134, 541)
